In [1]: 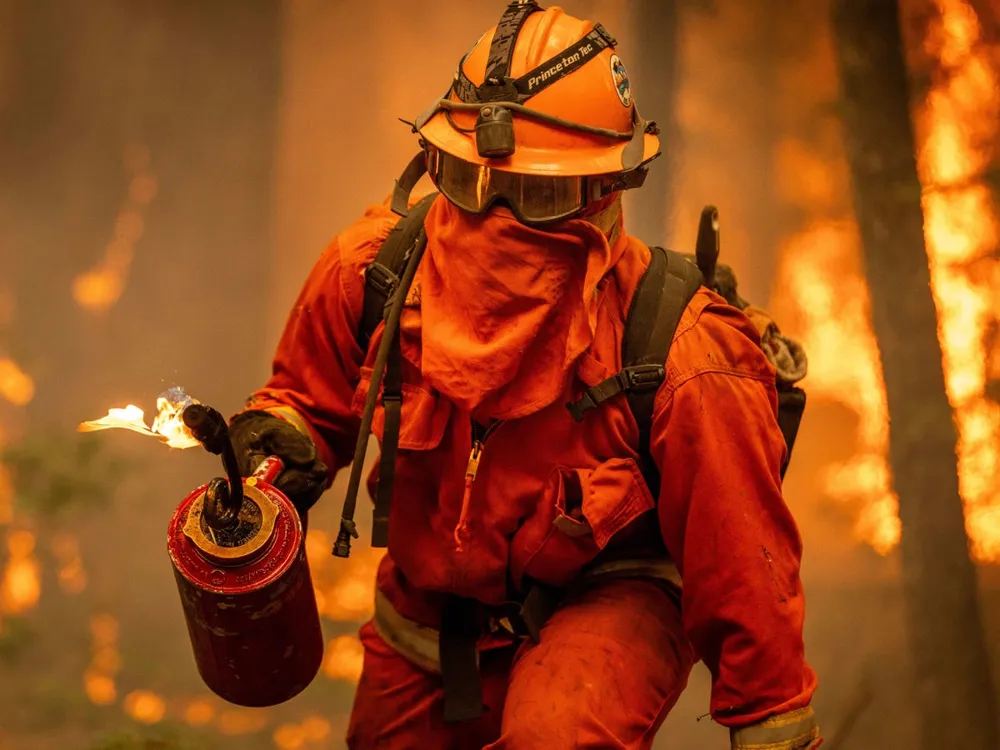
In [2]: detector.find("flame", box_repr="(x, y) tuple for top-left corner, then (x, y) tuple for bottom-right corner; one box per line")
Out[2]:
(123, 690), (166, 724)
(0, 530), (41, 614)
(915, 0), (1000, 562)
(776, 220), (898, 551)
(778, 0), (1000, 559)
(321, 635), (365, 684)
(78, 387), (201, 449)
(73, 144), (157, 313)
(0, 357), (34, 406)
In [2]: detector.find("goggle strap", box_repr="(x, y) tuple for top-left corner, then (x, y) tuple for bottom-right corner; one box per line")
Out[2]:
(457, 22), (618, 105)
(483, 2), (542, 87)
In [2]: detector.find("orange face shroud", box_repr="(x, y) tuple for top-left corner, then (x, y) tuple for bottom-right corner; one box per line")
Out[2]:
(391, 1), (661, 225)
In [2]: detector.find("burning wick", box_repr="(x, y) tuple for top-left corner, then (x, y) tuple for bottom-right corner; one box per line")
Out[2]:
(78, 386), (201, 450)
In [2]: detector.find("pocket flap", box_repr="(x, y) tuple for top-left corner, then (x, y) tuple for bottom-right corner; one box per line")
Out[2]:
(351, 367), (451, 451)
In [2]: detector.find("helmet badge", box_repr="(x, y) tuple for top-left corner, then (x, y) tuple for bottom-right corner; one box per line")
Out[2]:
(610, 54), (632, 108)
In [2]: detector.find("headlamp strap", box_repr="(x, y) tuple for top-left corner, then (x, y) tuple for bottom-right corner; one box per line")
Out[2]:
(457, 21), (619, 105)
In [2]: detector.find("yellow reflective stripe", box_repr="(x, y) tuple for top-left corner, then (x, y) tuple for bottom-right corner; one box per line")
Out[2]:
(585, 558), (683, 590)
(263, 405), (313, 438)
(372, 589), (444, 674)
(730, 706), (819, 750)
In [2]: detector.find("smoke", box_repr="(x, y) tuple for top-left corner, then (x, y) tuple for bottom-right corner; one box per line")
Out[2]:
(0, 1), (997, 748)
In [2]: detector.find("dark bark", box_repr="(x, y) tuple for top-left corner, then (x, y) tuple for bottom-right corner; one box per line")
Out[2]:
(831, 1), (999, 747)
(627, 0), (681, 246)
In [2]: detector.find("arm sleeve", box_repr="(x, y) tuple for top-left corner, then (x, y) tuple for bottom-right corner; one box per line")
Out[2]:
(245, 235), (369, 480)
(650, 307), (818, 732)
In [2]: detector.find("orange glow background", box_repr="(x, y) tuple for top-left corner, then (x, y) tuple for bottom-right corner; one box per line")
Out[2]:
(0, 1), (997, 748)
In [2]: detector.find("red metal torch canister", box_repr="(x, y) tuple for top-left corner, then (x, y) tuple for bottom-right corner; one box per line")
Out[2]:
(167, 405), (324, 708)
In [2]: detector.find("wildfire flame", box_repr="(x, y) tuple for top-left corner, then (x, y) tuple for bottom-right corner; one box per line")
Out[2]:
(73, 144), (158, 314)
(77, 386), (201, 450)
(916, 0), (1000, 563)
(779, 0), (1000, 561)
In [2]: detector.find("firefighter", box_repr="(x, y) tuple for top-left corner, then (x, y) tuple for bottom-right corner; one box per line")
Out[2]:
(228, 3), (820, 748)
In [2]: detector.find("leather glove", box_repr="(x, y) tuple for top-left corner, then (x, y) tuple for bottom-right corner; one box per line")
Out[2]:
(228, 410), (329, 516)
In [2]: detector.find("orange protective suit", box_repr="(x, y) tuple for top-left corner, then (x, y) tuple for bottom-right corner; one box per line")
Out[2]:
(248, 195), (818, 748)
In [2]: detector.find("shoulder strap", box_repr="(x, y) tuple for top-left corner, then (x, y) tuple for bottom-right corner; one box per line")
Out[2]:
(565, 246), (702, 494)
(624, 247), (704, 495)
(355, 192), (437, 549)
(357, 192), (439, 352)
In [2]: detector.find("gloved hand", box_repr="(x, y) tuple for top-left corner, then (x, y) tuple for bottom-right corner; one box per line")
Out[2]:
(228, 410), (329, 516)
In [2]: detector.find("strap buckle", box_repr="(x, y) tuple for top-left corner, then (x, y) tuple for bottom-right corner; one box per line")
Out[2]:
(365, 261), (398, 297)
(618, 364), (666, 392)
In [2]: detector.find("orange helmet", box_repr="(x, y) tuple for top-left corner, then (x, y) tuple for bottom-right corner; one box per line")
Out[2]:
(393, 1), (659, 225)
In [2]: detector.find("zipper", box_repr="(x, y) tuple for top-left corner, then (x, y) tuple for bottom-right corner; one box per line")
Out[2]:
(454, 418), (503, 550)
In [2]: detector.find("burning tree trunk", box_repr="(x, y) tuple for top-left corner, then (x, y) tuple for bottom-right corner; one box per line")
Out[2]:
(627, 0), (681, 245)
(831, 1), (999, 747)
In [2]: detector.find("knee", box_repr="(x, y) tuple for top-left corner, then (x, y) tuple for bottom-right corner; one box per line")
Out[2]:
(493, 696), (624, 750)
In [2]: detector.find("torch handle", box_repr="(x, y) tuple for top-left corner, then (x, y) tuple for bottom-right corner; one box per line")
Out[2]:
(252, 456), (285, 486)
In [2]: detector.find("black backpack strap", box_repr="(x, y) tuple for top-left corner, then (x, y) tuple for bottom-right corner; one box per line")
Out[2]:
(566, 247), (702, 495)
(357, 192), (439, 352)
(624, 247), (703, 496)
(357, 192), (437, 548)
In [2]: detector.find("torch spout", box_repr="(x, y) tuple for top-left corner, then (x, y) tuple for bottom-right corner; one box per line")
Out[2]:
(182, 404), (244, 530)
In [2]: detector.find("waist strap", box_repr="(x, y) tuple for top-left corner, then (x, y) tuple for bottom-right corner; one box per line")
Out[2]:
(371, 557), (683, 672)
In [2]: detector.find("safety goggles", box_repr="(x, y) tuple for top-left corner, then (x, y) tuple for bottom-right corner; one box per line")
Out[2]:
(424, 143), (651, 225)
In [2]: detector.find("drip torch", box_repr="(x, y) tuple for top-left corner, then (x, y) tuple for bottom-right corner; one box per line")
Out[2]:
(167, 404), (324, 708)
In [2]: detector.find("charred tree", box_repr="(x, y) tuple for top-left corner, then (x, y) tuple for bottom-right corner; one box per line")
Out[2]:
(628, 0), (681, 245)
(831, 1), (999, 748)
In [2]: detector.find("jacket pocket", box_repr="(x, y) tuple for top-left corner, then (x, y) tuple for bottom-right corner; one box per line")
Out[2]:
(351, 366), (451, 451)
(511, 457), (655, 588)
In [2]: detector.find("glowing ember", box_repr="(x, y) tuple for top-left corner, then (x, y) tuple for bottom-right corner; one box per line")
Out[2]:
(51, 532), (87, 594)
(78, 387), (201, 449)
(90, 613), (120, 647)
(322, 635), (365, 684)
(183, 698), (216, 727)
(916, 0), (1000, 563)
(84, 670), (117, 706)
(273, 724), (307, 750)
(123, 690), (166, 724)
(301, 715), (332, 742)
(0, 464), (13, 526)
(306, 530), (382, 622)
(0, 357), (34, 406)
(85, 612), (122, 706)
(217, 709), (269, 736)
(0, 530), (41, 614)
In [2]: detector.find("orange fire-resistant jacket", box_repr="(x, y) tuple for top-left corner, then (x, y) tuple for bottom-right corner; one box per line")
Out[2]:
(247, 195), (818, 732)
